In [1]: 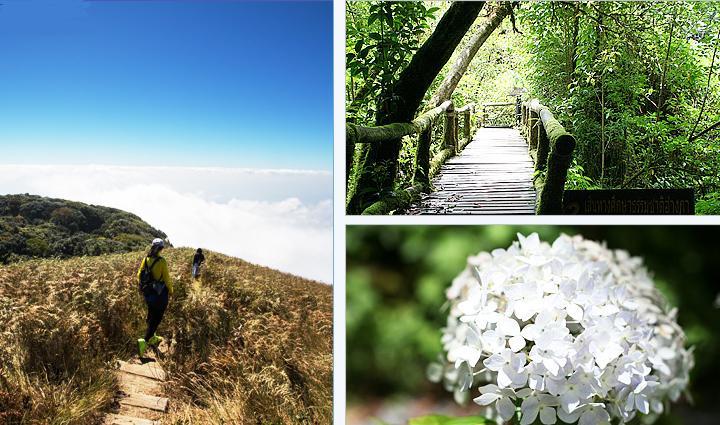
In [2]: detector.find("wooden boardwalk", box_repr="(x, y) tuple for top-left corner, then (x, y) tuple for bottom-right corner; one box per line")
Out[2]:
(105, 350), (171, 425)
(408, 127), (536, 214)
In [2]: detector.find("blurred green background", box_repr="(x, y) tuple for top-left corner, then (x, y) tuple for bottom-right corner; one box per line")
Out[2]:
(346, 226), (720, 424)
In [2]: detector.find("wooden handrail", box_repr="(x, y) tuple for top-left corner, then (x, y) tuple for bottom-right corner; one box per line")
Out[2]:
(346, 100), (452, 186)
(483, 102), (514, 107)
(456, 102), (476, 113)
(521, 99), (576, 214)
(457, 103), (475, 151)
(479, 101), (517, 127)
(348, 100), (476, 215)
(346, 100), (452, 145)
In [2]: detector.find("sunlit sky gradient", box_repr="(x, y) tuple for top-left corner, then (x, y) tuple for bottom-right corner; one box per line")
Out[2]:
(0, 0), (332, 170)
(0, 1), (333, 282)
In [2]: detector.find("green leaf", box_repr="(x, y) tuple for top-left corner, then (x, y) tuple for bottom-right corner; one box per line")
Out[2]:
(368, 13), (379, 26)
(384, 10), (394, 27)
(408, 415), (493, 425)
(359, 45), (373, 59)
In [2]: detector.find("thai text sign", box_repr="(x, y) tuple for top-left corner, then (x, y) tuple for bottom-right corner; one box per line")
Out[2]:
(563, 189), (694, 215)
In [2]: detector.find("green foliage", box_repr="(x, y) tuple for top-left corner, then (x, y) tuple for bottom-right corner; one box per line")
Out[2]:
(439, 20), (526, 108)
(50, 206), (86, 232)
(409, 414), (494, 425)
(695, 192), (720, 214)
(0, 194), (167, 263)
(345, 1), (444, 209)
(564, 162), (597, 190)
(519, 1), (720, 193)
(397, 134), (420, 188)
(346, 1), (440, 124)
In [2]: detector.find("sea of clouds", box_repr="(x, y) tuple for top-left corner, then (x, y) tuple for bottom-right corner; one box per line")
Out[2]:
(0, 165), (333, 283)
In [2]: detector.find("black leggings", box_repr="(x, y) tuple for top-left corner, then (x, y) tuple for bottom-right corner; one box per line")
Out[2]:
(144, 290), (169, 341)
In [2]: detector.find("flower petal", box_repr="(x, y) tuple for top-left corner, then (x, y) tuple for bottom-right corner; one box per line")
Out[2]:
(497, 368), (513, 388)
(509, 335), (526, 353)
(483, 353), (505, 371)
(520, 397), (540, 425)
(635, 393), (650, 414)
(556, 407), (581, 424)
(566, 303), (583, 321)
(521, 324), (540, 341)
(497, 396), (517, 421)
(498, 316), (521, 336)
(543, 357), (560, 376)
(559, 391), (581, 414)
(473, 392), (501, 406)
(516, 388), (533, 398)
(540, 406), (557, 425)
(479, 384), (499, 394)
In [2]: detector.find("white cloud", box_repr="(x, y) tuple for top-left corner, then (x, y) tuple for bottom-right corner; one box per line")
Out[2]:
(0, 165), (332, 283)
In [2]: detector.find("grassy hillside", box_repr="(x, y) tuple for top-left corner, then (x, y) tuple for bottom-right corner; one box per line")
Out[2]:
(0, 194), (167, 263)
(0, 248), (332, 424)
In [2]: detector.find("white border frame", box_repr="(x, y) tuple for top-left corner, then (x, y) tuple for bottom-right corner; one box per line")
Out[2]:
(333, 1), (347, 424)
(333, 1), (720, 424)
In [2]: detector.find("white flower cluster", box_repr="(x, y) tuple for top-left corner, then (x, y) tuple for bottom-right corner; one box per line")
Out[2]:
(429, 233), (693, 425)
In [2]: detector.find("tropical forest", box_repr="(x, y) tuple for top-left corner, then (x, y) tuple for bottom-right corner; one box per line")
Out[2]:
(0, 194), (167, 263)
(345, 1), (720, 215)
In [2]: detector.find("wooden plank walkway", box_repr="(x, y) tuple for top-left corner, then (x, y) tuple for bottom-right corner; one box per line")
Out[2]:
(105, 347), (172, 425)
(408, 127), (536, 214)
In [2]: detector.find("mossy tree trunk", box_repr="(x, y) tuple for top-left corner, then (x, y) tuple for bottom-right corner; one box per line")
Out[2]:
(429, 2), (514, 107)
(346, 1), (486, 214)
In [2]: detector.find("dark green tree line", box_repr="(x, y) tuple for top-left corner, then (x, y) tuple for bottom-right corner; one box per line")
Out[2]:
(520, 1), (720, 209)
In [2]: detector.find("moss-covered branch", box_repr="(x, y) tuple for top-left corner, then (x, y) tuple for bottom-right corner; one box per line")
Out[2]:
(346, 100), (452, 145)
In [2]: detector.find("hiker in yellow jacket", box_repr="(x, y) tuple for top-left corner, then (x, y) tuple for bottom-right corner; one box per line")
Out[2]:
(136, 238), (173, 357)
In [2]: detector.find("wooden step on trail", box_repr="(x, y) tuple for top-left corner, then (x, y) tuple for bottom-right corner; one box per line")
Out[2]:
(120, 392), (169, 412)
(105, 355), (170, 425)
(105, 414), (156, 425)
(120, 360), (167, 381)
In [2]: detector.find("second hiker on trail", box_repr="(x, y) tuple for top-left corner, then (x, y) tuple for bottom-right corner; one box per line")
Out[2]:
(136, 238), (173, 357)
(192, 248), (205, 279)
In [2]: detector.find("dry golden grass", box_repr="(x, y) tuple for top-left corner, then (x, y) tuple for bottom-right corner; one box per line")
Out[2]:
(0, 248), (332, 424)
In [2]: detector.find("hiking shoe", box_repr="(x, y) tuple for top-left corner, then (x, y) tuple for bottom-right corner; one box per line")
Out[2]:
(148, 334), (164, 346)
(137, 338), (147, 357)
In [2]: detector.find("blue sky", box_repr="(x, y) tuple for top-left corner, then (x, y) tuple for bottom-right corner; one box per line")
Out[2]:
(0, 0), (333, 170)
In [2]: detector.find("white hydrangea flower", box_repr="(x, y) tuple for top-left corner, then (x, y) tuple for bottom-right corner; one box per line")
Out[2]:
(431, 233), (693, 425)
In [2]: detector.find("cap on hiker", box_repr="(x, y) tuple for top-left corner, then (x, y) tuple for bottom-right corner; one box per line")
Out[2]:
(152, 238), (165, 248)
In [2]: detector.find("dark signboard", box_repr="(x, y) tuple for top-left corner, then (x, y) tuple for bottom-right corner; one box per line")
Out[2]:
(563, 189), (695, 215)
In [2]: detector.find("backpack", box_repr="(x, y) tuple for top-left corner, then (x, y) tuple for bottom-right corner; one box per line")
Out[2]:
(139, 256), (166, 295)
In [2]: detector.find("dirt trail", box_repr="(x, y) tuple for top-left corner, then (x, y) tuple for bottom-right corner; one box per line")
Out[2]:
(106, 273), (200, 424)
